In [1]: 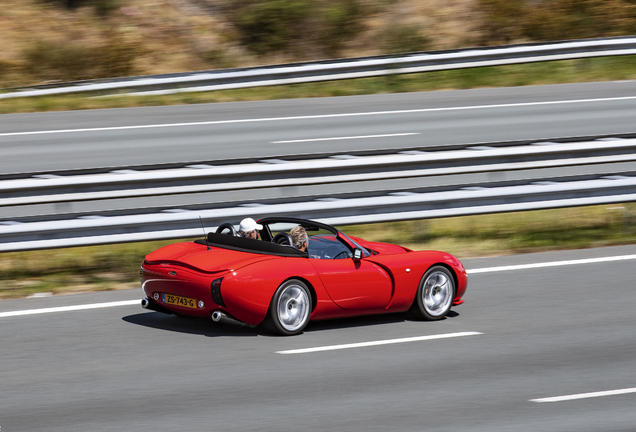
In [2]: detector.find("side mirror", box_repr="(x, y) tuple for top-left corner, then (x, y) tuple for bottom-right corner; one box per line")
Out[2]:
(353, 248), (362, 260)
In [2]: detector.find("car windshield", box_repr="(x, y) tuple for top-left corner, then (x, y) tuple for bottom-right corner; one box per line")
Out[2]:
(306, 234), (350, 259)
(338, 232), (371, 258)
(263, 222), (370, 259)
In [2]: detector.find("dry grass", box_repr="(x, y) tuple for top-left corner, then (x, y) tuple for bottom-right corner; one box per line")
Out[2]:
(0, 0), (486, 89)
(2, 0), (634, 90)
(0, 0), (239, 87)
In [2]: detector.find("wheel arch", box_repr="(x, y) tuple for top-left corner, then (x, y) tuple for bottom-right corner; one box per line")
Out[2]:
(221, 257), (323, 326)
(411, 262), (459, 308)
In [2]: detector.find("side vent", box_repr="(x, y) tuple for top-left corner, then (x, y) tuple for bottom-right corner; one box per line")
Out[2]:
(211, 277), (225, 307)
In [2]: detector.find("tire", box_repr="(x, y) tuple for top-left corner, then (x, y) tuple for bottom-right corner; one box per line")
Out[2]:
(267, 279), (312, 335)
(411, 266), (455, 321)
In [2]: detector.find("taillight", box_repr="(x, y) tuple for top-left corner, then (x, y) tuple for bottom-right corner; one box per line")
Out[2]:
(211, 277), (225, 307)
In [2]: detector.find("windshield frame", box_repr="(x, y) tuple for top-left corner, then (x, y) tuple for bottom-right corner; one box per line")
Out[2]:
(257, 217), (371, 258)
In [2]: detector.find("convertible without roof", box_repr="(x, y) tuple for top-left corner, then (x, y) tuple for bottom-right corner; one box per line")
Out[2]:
(140, 217), (467, 335)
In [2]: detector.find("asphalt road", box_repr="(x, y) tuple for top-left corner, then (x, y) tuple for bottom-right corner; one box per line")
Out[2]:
(2, 245), (636, 432)
(2, 80), (636, 174)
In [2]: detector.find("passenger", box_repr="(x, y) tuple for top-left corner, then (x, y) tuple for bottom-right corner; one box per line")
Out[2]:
(239, 217), (262, 240)
(290, 225), (308, 252)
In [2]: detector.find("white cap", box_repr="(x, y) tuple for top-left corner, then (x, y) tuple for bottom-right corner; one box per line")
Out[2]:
(239, 218), (263, 233)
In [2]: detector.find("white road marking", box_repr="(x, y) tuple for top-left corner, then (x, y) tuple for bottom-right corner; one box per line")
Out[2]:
(530, 387), (636, 403)
(1, 96), (636, 137)
(275, 331), (482, 354)
(467, 254), (636, 274)
(0, 300), (139, 318)
(271, 133), (420, 143)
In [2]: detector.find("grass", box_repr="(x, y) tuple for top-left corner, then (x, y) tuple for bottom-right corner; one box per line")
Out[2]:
(2, 55), (636, 114)
(3, 203), (636, 299)
(0, 240), (170, 299)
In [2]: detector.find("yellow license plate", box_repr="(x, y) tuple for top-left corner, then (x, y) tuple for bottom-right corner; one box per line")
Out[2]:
(162, 293), (197, 309)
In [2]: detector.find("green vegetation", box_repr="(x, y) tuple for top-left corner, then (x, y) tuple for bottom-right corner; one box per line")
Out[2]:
(233, 0), (312, 55)
(3, 55), (636, 114)
(3, 204), (636, 299)
(44, 0), (121, 14)
(0, 240), (166, 299)
(382, 24), (432, 54)
(477, 0), (636, 45)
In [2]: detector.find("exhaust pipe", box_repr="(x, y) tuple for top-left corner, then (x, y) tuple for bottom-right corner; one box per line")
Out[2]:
(140, 298), (173, 315)
(212, 310), (250, 328)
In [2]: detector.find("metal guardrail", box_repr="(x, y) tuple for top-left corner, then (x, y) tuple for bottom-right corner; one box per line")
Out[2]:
(2, 36), (636, 99)
(3, 138), (636, 206)
(2, 176), (636, 252)
(2, 136), (636, 252)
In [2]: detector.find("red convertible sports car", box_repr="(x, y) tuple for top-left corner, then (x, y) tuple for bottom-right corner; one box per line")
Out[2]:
(140, 217), (467, 335)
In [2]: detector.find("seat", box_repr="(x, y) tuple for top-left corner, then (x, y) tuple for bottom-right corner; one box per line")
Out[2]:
(273, 232), (297, 249)
(216, 223), (238, 236)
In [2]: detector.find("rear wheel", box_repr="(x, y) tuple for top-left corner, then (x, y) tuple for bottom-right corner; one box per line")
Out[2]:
(412, 266), (455, 320)
(267, 279), (311, 335)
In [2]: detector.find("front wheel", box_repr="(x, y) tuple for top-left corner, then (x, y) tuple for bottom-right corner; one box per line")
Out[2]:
(411, 266), (456, 320)
(267, 279), (312, 335)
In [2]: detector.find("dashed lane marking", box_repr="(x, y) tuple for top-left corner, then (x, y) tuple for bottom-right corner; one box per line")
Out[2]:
(271, 133), (420, 143)
(0, 300), (139, 318)
(275, 331), (483, 354)
(530, 387), (636, 403)
(466, 254), (636, 274)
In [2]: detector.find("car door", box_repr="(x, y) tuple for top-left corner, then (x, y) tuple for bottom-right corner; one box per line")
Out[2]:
(308, 237), (393, 310)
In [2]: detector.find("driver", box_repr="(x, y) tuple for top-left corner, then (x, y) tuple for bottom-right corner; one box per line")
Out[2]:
(290, 225), (308, 252)
(238, 217), (262, 240)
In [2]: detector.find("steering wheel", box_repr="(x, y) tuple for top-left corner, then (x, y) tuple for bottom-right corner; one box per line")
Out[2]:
(273, 232), (296, 248)
(215, 223), (238, 236)
(333, 250), (351, 259)
(323, 245), (346, 259)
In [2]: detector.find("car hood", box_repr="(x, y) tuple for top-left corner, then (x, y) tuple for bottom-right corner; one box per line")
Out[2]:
(144, 241), (277, 273)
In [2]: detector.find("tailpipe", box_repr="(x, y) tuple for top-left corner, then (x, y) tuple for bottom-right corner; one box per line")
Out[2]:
(141, 298), (172, 315)
(212, 310), (250, 328)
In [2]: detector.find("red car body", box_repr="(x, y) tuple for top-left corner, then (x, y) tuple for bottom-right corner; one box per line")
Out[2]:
(140, 217), (467, 334)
